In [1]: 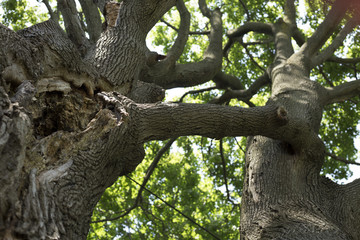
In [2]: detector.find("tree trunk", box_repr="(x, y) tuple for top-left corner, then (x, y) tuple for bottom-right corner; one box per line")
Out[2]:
(240, 60), (360, 239)
(0, 1), (175, 238)
(242, 136), (359, 239)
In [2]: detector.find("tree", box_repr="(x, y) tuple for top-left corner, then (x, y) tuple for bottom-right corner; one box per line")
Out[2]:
(1, 0), (360, 239)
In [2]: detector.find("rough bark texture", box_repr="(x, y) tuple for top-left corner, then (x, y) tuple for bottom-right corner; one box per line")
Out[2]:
(240, 60), (358, 239)
(91, 0), (176, 94)
(1, 0), (360, 239)
(0, 1), (175, 238)
(238, 0), (360, 238)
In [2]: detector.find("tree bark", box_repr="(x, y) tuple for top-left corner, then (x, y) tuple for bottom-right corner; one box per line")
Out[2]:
(0, 1), (176, 238)
(238, 3), (360, 236)
(240, 60), (359, 239)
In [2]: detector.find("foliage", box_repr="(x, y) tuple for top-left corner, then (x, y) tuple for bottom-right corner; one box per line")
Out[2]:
(89, 137), (243, 239)
(0, 0), (48, 30)
(1, 0), (359, 238)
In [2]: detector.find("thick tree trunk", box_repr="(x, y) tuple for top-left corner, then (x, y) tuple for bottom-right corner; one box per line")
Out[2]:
(0, 1), (175, 238)
(240, 60), (360, 239)
(242, 136), (357, 239)
(0, 86), (145, 239)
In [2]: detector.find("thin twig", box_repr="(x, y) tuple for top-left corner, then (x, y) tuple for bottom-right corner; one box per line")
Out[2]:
(126, 175), (221, 240)
(91, 204), (137, 223)
(239, 39), (266, 72)
(242, 45), (266, 72)
(140, 204), (170, 239)
(210, 73), (269, 105)
(142, 138), (177, 191)
(208, 139), (214, 156)
(354, 63), (359, 80)
(201, 137), (206, 162)
(160, 19), (210, 35)
(177, 86), (217, 102)
(219, 139), (237, 205)
(239, 0), (251, 21)
(326, 152), (360, 166)
(318, 66), (334, 87)
(234, 137), (246, 154)
(91, 138), (177, 223)
(242, 38), (274, 46)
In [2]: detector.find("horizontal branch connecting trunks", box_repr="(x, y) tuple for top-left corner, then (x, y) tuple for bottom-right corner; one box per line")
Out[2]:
(97, 92), (323, 155)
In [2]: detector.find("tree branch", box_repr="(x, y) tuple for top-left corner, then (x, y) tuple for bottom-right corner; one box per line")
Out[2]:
(219, 139), (239, 205)
(141, 138), (177, 193)
(176, 87), (217, 103)
(297, 0), (350, 58)
(78, 0), (102, 43)
(42, 0), (59, 22)
(284, 0), (296, 25)
(323, 79), (360, 105)
(134, 101), (287, 143)
(141, 60), (220, 89)
(312, 18), (359, 67)
(92, 0), (110, 14)
(210, 73), (270, 104)
(160, 19), (210, 35)
(292, 27), (306, 47)
(91, 138), (177, 223)
(318, 66), (334, 87)
(94, 92), (288, 143)
(327, 56), (360, 64)
(326, 152), (360, 166)
(198, 0), (211, 18)
(239, 38), (266, 71)
(243, 38), (274, 46)
(238, 0), (251, 21)
(213, 72), (245, 90)
(126, 175), (221, 240)
(162, 0), (190, 67)
(140, 6), (223, 89)
(227, 22), (273, 38)
(234, 137), (246, 154)
(224, 22), (273, 55)
(203, 9), (222, 62)
(273, 19), (294, 61)
(57, 0), (90, 53)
